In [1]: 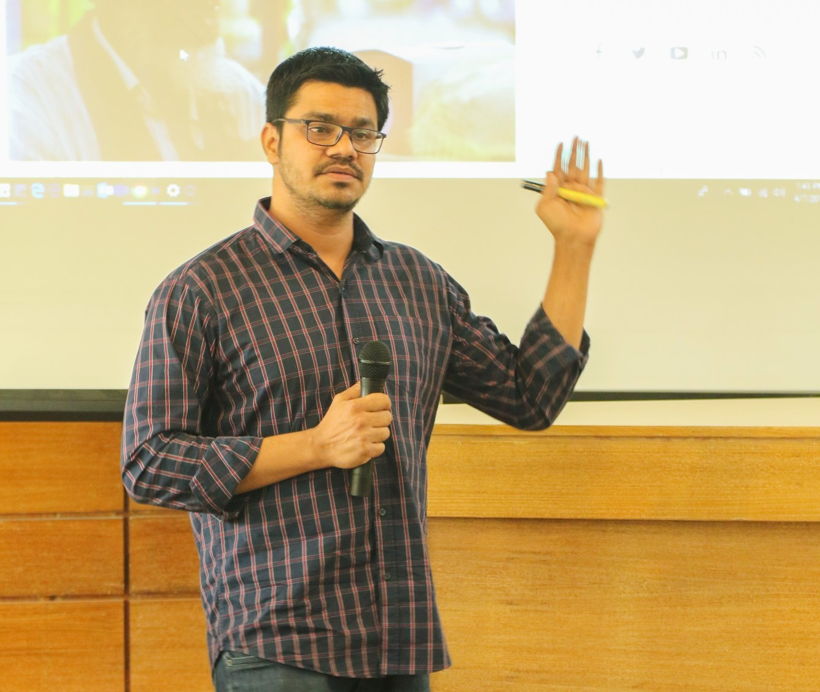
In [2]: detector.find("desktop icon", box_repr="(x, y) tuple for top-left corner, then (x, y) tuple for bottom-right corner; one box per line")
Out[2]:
(97, 182), (115, 199)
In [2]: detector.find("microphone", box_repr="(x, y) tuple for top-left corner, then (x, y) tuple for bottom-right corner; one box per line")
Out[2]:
(350, 340), (391, 498)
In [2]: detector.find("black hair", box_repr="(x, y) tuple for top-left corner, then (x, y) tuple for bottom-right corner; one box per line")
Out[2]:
(265, 47), (390, 130)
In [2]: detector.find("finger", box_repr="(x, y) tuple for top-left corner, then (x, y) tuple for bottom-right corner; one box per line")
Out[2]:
(582, 141), (591, 183)
(365, 410), (393, 428)
(594, 158), (605, 196)
(552, 142), (564, 183)
(368, 425), (391, 443)
(359, 392), (392, 411)
(568, 136), (580, 178)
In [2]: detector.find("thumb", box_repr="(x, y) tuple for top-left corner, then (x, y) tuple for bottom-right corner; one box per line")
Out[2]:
(542, 171), (560, 201)
(334, 382), (362, 401)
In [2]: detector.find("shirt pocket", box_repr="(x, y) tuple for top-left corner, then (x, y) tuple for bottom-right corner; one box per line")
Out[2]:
(355, 311), (449, 407)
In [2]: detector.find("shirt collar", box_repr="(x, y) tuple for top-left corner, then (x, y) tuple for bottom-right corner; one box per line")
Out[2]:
(253, 197), (384, 261)
(91, 17), (139, 90)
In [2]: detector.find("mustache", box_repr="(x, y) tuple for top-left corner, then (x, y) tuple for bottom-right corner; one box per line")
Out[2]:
(315, 161), (364, 180)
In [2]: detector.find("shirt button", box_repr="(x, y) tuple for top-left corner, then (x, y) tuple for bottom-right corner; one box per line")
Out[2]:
(379, 507), (388, 517)
(384, 572), (392, 582)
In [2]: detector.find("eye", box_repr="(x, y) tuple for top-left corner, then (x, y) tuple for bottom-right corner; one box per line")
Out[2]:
(352, 129), (377, 143)
(308, 123), (334, 135)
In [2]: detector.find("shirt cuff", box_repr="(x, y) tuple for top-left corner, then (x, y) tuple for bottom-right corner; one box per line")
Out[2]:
(190, 436), (262, 520)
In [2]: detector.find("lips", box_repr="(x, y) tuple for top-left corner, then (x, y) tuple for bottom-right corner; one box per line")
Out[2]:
(319, 165), (362, 180)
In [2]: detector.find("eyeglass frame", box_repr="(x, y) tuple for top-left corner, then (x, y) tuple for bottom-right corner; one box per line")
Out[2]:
(272, 118), (387, 154)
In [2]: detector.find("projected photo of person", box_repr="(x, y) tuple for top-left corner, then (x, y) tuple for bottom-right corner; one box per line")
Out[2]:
(6, 0), (265, 161)
(5, 0), (514, 163)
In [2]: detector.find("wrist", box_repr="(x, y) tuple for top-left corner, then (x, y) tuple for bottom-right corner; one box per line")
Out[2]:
(552, 234), (598, 254)
(304, 426), (329, 471)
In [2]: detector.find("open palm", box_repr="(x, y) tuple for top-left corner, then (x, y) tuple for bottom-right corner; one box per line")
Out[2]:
(536, 138), (605, 245)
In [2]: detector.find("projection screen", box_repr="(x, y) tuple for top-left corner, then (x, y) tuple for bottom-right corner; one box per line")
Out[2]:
(2, 0), (818, 395)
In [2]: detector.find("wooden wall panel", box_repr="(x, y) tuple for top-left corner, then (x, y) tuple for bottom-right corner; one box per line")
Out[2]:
(0, 518), (123, 596)
(0, 600), (124, 692)
(428, 425), (820, 521)
(4, 420), (820, 691)
(0, 421), (122, 514)
(129, 598), (212, 692)
(129, 514), (200, 595)
(428, 518), (820, 691)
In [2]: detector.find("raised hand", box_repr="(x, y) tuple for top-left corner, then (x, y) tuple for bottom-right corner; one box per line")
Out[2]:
(535, 137), (605, 246)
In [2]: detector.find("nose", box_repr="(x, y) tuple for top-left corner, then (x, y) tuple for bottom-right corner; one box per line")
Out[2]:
(325, 130), (358, 158)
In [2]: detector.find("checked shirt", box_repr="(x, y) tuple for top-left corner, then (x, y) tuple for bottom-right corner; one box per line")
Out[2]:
(121, 197), (588, 677)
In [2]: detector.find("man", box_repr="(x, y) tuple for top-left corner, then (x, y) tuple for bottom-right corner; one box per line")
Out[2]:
(8, 0), (263, 161)
(122, 47), (604, 691)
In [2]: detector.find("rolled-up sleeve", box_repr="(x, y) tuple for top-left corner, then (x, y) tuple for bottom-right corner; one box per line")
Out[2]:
(442, 275), (589, 430)
(121, 274), (261, 519)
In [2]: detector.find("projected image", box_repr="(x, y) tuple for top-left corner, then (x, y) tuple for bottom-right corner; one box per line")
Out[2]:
(4, 0), (515, 163)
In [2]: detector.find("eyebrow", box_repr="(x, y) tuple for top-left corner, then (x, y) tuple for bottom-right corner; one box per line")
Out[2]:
(300, 111), (377, 129)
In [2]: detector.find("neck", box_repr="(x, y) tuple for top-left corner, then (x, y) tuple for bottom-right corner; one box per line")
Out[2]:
(269, 185), (355, 279)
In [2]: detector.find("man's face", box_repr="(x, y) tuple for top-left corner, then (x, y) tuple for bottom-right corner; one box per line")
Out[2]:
(96, 0), (221, 65)
(263, 80), (379, 214)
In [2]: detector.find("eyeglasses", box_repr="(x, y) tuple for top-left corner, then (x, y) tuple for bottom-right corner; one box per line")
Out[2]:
(274, 118), (386, 154)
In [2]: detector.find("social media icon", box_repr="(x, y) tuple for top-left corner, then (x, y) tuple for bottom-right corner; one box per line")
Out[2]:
(632, 47), (646, 59)
(670, 46), (688, 60)
(166, 183), (181, 197)
(0, 183), (10, 198)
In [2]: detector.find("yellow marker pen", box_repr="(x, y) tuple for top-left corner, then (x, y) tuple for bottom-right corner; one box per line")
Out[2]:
(521, 179), (609, 209)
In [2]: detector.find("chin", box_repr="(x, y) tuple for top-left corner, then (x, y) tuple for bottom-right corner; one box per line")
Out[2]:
(317, 197), (360, 212)
(314, 186), (363, 212)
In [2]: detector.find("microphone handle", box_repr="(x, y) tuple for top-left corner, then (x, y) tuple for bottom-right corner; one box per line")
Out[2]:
(350, 375), (386, 498)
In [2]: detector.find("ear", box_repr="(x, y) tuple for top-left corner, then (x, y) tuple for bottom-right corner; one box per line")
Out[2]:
(260, 122), (281, 165)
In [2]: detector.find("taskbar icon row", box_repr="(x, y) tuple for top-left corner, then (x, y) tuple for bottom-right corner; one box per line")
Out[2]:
(695, 181), (820, 203)
(0, 181), (196, 203)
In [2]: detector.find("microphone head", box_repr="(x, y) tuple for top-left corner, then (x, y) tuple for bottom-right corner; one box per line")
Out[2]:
(358, 340), (391, 379)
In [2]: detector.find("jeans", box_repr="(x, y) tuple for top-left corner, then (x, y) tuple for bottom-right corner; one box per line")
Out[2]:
(213, 650), (431, 692)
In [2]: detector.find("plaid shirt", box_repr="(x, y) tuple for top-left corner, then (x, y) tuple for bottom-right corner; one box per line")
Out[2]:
(121, 197), (588, 678)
